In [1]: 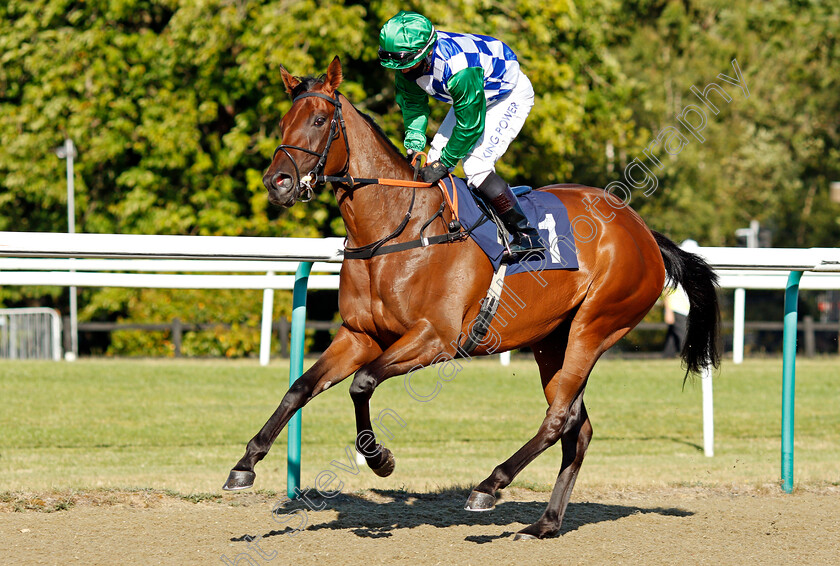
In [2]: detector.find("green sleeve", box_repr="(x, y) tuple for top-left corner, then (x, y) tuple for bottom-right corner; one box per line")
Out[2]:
(439, 66), (486, 168)
(395, 72), (431, 152)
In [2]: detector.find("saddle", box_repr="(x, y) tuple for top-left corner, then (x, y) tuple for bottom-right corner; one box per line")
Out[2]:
(441, 177), (579, 275)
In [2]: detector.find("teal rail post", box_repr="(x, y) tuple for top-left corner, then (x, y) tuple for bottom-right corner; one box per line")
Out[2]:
(288, 261), (312, 499)
(781, 270), (803, 494)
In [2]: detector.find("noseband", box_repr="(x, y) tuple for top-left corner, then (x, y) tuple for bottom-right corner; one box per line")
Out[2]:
(271, 90), (349, 202)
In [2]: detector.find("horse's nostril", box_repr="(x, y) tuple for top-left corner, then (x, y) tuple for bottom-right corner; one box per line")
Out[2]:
(275, 173), (293, 189)
(264, 172), (293, 191)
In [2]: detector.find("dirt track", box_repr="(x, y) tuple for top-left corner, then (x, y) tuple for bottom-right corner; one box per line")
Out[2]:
(2, 486), (839, 565)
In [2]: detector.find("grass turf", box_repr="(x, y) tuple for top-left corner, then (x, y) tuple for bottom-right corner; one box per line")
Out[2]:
(1, 357), (838, 495)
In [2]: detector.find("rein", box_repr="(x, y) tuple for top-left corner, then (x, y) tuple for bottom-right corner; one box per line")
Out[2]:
(272, 90), (464, 259)
(308, 172), (460, 221)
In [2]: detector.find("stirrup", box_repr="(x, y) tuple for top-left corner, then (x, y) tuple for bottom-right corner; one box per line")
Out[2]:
(508, 233), (545, 255)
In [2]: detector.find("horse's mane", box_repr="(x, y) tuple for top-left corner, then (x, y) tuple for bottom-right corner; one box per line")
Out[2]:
(289, 74), (404, 156)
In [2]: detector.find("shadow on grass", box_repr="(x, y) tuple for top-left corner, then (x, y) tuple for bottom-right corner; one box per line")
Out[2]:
(597, 435), (705, 452)
(235, 487), (692, 542)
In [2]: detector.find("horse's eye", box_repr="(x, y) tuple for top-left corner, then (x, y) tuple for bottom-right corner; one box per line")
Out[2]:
(314, 116), (327, 127)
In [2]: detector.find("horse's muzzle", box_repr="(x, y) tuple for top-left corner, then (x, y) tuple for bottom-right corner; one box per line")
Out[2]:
(264, 171), (297, 207)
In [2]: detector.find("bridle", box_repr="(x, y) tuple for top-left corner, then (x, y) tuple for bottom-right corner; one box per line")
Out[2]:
(269, 88), (470, 259)
(271, 90), (349, 203)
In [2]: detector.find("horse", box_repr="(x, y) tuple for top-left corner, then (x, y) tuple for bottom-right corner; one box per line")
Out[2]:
(224, 56), (720, 540)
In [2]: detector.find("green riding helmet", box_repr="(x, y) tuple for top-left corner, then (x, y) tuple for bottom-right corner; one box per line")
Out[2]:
(379, 11), (437, 70)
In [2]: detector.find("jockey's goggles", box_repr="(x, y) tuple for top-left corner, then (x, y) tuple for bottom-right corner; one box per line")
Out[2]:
(378, 48), (419, 66)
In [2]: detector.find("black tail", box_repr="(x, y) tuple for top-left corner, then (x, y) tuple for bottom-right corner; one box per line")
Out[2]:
(652, 231), (721, 378)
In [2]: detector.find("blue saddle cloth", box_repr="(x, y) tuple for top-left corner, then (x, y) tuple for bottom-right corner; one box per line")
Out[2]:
(442, 177), (579, 275)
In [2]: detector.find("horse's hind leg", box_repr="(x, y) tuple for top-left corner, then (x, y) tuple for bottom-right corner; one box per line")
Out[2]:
(515, 401), (592, 539)
(465, 320), (623, 539)
(464, 365), (589, 515)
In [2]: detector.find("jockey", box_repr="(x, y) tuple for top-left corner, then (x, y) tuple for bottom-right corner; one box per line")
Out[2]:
(378, 11), (544, 255)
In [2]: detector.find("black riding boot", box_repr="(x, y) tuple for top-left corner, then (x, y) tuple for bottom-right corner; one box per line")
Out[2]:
(477, 173), (545, 255)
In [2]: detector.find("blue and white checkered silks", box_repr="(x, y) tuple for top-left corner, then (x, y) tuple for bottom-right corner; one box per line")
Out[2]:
(414, 31), (520, 103)
(427, 71), (534, 188)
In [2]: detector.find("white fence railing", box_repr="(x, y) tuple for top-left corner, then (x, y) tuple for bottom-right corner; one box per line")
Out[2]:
(0, 232), (345, 261)
(696, 249), (840, 366)
(0, 232), (344, 365)
(4, 235), (840, 365)
(0, 258), (342, 290)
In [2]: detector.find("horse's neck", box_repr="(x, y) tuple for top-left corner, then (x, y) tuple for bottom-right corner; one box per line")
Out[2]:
(337, 104), (444, 248)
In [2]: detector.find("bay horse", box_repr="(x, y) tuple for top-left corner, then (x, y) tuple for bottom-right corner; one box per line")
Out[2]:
(224, 56), (720, 540)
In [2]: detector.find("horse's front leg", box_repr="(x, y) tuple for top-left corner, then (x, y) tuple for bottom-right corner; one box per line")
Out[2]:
(348, 320), (450, 477)
(223, 325), (382, 490)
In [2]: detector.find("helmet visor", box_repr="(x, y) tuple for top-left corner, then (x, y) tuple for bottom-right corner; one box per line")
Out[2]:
(378, 47), (421, 67)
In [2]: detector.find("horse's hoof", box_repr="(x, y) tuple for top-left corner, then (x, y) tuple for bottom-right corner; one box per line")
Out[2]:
(222, 469), (256, 491)
(513, 532), (538, 541)
(371, 447), (395, 477)
(464, 490), (496, 511)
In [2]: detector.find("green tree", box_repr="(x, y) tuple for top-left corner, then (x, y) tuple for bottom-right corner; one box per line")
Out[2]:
(613, 0), (840, 246)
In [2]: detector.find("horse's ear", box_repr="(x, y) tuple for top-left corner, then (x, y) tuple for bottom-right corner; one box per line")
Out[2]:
(325, 56), (343, 93)
(280, 65), (300, 95)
